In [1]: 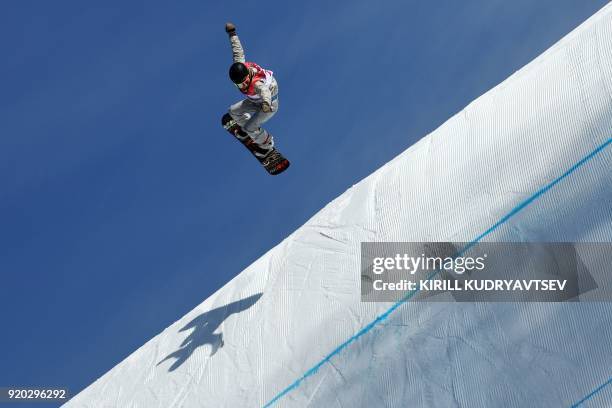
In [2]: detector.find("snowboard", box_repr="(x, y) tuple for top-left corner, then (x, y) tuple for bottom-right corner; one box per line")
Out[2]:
(221, 113), (290, 175)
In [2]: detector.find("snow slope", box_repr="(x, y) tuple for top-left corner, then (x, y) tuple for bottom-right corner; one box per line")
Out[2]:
(67, 4), (612, 408)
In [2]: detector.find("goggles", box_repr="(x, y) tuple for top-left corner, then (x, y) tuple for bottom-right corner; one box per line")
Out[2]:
(235, 72), (252, 90)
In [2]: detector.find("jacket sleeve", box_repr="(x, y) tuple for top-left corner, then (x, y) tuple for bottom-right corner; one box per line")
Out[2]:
(254, 81), (272, 107)
(229, 33), (246, 63)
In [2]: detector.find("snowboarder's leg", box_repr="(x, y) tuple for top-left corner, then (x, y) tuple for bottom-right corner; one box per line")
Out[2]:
(242, 99), (279, 151)
(228, 99), (259, 128)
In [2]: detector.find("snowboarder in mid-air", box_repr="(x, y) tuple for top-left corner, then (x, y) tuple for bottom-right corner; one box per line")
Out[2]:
(221, 22), (290, 175)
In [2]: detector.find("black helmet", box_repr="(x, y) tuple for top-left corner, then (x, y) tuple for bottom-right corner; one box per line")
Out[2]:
(229, 62), (249, 84)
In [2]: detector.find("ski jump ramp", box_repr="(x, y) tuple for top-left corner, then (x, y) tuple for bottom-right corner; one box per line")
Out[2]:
(67, 4), (612, 408)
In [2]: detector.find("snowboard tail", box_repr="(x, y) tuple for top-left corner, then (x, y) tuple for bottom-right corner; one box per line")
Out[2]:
(221, 113), (290, 175)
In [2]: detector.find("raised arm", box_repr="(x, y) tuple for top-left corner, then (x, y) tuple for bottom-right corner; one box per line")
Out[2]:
(225, 22), (245, 63)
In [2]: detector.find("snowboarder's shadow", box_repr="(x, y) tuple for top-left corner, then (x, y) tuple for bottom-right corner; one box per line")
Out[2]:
(157, 293), (262, 372)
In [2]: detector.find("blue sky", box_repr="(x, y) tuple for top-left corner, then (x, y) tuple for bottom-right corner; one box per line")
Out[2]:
(0, 0), (608, 399)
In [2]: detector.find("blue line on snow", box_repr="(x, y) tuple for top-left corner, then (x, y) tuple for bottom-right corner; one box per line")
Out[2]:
(571, 376), (612, 407)
(263, 137), (612, 408)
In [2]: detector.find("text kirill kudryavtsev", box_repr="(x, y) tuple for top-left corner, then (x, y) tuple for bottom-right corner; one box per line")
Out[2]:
(373, 279), (567, 292)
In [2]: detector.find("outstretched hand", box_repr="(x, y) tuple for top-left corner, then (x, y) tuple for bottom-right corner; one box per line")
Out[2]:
(225, 22), (236, 34)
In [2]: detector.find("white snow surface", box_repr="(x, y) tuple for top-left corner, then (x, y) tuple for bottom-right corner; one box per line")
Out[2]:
(67, 5), (612, 408)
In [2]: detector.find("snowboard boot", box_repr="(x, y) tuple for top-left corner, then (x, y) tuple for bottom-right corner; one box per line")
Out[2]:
(246, 138), (274, 159)
(221, 112), (290, 175)
(247, 129), (274, 158)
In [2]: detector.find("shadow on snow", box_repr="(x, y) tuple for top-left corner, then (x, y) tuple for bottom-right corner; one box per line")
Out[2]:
(157, 293), (263, 371)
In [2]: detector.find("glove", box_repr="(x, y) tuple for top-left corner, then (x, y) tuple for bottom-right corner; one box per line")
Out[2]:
(261, 102), (272, 113)
(225, 22), (236, 35)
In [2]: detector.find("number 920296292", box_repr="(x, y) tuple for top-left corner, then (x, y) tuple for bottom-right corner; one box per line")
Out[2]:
(1, 387), (68, 401)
